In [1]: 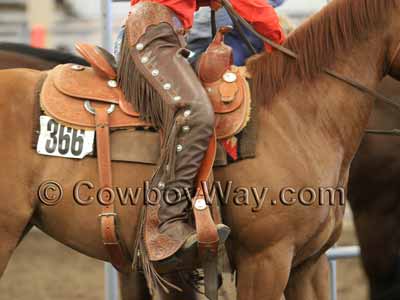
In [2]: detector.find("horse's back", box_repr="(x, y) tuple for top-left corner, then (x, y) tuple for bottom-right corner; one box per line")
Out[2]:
(0, 68), (44, 165)
(0, 68), (43, 105)
(0, 67), (43, 79)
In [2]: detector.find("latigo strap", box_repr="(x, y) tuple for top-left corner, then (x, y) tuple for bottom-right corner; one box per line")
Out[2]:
(94, 105), (131, 272)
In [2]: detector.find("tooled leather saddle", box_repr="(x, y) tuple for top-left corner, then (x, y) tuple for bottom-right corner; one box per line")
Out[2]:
(39, 28), (252, 272)
(42, 37), (250, 138)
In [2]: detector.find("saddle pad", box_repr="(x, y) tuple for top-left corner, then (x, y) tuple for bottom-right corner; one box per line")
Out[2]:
(110, 129), (228, 167)
(41, 66), (148, 129)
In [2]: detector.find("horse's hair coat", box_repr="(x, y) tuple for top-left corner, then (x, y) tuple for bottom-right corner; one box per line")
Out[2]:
(247, 0), (399, 105)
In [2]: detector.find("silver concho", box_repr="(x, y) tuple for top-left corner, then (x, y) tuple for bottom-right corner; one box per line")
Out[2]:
(182, 125), (190, 133)
(194, 198), (207, 210)
(223, 72), (237, 83)
(173, 96), (182, 102)
(163, 83), (172, 90)
(141, 56), (149, 64)
(107, 80), (118, 88)
(136, 43), (144, 51)
(71, 64), (84, 71)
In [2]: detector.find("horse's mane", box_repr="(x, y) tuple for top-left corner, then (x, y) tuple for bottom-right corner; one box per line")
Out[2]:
(246, 0), (399, 105)
(0, 42), (89, 66)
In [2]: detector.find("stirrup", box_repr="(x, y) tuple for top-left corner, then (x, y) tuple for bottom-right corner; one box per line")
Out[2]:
(153, 224), (230, 272)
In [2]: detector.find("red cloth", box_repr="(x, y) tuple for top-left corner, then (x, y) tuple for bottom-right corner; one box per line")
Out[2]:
(221, 137), (238, 161)
(130, 0), (285, 50)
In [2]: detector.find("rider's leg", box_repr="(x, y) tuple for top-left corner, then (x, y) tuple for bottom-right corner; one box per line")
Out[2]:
(118, 2), (215, 262)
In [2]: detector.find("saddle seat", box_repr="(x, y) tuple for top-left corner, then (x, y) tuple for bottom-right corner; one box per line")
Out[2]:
(40, 42), (251, 139)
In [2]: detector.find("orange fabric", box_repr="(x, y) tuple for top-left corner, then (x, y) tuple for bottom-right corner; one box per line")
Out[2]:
(130, 0), (285, 51)
(31, 25), (47, 48)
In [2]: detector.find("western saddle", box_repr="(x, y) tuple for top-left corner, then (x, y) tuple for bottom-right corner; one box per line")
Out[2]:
(39, 28), (251, 272)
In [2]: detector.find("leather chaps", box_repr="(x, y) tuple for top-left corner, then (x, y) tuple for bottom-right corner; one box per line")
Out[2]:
(118, 2), (215, 262)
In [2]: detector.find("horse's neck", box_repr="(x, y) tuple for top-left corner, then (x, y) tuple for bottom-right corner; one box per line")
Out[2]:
(258, 34), (385, 173)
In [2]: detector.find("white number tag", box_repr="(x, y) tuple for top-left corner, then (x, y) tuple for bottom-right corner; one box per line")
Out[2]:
(37, 116), (95, 159)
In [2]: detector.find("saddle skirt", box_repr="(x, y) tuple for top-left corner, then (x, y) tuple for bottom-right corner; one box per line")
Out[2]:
(40, 45), (251, 139)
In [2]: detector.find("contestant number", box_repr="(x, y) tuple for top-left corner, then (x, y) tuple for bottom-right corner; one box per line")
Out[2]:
(37, 116), (94, 159)
(45, 119), (85, 156)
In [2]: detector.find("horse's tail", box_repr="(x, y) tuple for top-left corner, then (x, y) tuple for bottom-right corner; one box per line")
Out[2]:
(0, 42), (89, 66)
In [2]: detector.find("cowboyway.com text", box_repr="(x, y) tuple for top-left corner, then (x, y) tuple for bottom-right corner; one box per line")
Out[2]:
(38, 180), (345, 211)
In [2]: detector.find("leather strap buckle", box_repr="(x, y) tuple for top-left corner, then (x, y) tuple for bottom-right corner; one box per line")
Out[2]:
(98, 212), (118, 218)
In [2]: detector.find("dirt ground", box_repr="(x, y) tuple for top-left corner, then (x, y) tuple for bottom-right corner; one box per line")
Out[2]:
(0, 220), (368, 300)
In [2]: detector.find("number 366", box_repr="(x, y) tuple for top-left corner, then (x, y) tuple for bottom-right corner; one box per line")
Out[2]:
(45, 119), (85, 156)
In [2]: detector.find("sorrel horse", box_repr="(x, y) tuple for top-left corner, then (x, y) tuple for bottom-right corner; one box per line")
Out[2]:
(1, 0), (400, 299)
(0, 42), (88, 70)
(349, 76), (400, 300)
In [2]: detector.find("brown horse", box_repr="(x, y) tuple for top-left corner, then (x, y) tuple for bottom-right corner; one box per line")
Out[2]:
(349, 76), (400, 300)
(0, 42), (88, 70)
(1, 1), (400, 300)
